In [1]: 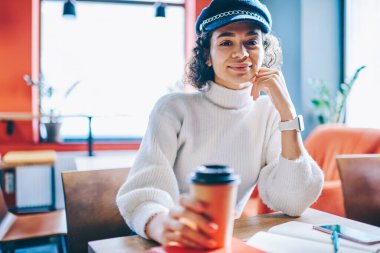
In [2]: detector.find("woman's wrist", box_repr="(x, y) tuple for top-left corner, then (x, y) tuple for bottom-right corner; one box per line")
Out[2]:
(145, 212), (166, 241)
(279, 107), (296, 121)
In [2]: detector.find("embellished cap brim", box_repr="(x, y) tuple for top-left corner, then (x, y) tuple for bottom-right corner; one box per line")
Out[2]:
(201, 13), (271, 34)
(195, 0), (272, 36)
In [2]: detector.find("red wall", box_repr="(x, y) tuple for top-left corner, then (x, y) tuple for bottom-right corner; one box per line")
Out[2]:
(0, 0), (40, 144)
(0, 0), (211, 154)
(185, 0), (211, 61)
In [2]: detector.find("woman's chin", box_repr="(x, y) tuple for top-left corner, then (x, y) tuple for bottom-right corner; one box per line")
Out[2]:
(214, 76), (253, 90)
(228, 81), (252, 90)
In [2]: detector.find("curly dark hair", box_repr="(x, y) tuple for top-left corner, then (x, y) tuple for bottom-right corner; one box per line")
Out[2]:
(186, 31), (283, 90)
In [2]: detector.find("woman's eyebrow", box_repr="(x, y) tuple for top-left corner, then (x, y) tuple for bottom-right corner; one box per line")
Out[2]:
(246, 30), (259, 36)
(216, 30), (259, 39)
(216, 32), (235, 39)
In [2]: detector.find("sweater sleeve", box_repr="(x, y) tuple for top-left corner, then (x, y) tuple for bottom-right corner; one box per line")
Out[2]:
(116, 96), (182, 238)
(257, 109), (324, 217)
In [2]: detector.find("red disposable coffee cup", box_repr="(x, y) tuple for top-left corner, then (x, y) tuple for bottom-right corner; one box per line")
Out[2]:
(190, 165), (240, 249)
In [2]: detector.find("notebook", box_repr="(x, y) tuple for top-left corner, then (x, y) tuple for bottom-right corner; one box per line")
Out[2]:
(147, 237), (265, 253)
(247, 221), (380, 253)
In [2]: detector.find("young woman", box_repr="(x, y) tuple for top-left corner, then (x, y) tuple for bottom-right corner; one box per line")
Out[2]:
(117, 0), (323, 250)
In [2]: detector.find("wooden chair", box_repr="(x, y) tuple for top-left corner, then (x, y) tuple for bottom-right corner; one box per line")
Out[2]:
(336, 154), (380, 226)
(0, 186), (67, 253)
(61, 167), (134, 253)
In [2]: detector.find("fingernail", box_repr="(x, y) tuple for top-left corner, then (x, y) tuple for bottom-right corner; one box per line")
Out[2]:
(196, 202), (206, 211)
(196, 202), (204, 210)
(208, 240), (218, 248)
(209, 222), (219, 230)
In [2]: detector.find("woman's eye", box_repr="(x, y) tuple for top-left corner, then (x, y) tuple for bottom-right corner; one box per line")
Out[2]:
(219, 41), (232, 46)
(246, 40), (258, 46)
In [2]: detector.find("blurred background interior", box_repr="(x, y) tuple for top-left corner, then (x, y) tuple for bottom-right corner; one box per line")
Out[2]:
(0, 0), (380, 252)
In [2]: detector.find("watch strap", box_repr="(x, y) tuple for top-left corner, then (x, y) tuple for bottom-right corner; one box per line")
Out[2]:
(278, 115), (304, 132)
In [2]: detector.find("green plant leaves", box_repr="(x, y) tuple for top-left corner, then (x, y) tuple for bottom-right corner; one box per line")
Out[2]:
(310, 65), (366, 124)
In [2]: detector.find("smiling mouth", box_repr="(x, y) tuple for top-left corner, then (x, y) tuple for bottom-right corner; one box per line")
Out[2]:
(228, 65), (252, 72)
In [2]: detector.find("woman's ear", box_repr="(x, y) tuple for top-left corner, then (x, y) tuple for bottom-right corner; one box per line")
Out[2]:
(206, 57), (212, 67)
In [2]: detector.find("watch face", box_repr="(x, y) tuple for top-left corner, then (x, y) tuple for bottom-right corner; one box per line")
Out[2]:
(298, 115), (305, 132)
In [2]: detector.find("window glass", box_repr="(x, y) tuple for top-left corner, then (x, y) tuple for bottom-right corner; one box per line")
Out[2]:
(41, 1), (185, 140)
(345, 0), (380, 128)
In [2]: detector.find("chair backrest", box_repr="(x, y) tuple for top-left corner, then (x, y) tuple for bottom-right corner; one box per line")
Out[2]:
(62, 167), (134, 253)
(0, 185), (9, 223)
(0, 185), (16, 240)
(305, 124), (380, 181)
(336, 154), (380, 226)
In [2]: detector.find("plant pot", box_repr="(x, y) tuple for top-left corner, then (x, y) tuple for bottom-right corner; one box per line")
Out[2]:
(44, 122), (63, 143)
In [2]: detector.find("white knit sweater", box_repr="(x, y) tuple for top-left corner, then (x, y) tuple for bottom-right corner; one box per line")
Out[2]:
(116, 81), (323, 238)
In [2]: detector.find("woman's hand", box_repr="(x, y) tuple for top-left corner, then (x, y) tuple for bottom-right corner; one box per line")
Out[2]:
(145, 194), (218, 250)
(252, 67), (303, 159)
(251, 67), (296, 121)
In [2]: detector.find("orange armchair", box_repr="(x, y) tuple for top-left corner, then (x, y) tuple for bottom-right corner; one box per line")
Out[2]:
(305, 124), (380, 216)
(242, 124), (380, 217)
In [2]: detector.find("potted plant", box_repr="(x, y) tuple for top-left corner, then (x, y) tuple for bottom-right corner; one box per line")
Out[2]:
(24, 74), (81, 142)
(310, 66), (366, 124)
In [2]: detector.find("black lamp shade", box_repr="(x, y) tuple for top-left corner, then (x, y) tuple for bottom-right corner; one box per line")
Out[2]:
(155, 3), (166, 17)
(63, 0), (76, 16)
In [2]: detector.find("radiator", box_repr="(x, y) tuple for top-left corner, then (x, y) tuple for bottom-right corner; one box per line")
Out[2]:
(16, 165), (52, 208)
(16, 151), (86, 209)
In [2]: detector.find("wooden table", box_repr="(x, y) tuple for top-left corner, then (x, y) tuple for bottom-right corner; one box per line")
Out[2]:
(88, 208), (380, 253)
(75, 151), (137, 171)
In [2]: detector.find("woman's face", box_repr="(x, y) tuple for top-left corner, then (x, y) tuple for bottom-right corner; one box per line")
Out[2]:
(208, 22), (264, 90)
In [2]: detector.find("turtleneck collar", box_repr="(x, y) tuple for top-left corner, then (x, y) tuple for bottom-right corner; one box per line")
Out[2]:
(204, 81), (253, 109)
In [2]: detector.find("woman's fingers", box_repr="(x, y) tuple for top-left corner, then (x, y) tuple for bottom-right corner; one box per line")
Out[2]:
(251, 84), (260, 100)
(179, 194), (206, 213)
(169, 205), (218, 236)
(165, 231), (212, 250)
(251, 70), (296, 118)
(160, 195), (220, 249)
(254, 70), (289, 98)
(178, 195), (218, 234)
(164, 231), (201, 249)
(163, 219), (218, 249)
(251, 75), (274, 100)
(256, 67), (273, 74)
(254, 69), (283, 86)
(254, 77), (276, 95)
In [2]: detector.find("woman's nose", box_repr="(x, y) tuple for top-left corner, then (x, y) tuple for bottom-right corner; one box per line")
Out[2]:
(232, 44), (249, 59)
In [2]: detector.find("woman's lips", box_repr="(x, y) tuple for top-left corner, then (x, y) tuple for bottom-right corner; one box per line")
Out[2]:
(228, 64), (252, 73)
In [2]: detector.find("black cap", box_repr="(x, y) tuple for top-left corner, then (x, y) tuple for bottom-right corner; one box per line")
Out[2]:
(190, 165), (240, 185)
(195, 0), (272, 36)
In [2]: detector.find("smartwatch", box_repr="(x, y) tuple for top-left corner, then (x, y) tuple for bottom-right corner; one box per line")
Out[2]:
(278, 115), (304, 132)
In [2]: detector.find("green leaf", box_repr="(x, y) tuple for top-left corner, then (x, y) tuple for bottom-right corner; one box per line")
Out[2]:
(318, 115), (326, 124)
(311, 100), (321, 106)
(336, 65), (366, 123)
(309, 65), (366, 125)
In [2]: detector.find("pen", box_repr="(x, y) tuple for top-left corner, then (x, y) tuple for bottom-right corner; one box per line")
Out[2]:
(332, 229), (339, 253)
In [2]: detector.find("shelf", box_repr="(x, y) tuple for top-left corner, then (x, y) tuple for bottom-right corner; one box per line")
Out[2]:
(0, 112), (40, 121)
(0, 112), (40, 135)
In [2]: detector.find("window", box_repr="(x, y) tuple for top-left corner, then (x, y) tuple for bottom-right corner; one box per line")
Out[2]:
(345, 0), (380, 128)
(41, 1), (185, 141)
